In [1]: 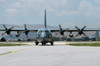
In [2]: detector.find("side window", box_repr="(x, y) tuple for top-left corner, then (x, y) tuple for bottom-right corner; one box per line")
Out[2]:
(38, 30), (42, 34)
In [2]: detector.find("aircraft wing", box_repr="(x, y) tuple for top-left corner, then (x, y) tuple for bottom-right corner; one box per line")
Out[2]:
(50, 28), (100, 34)
(50, 29), (69, 32)
(0, 28), (99, 32)
(50, 29), (60, 32)
(67, 29), (100, 32)
(0, 29), (38, 32)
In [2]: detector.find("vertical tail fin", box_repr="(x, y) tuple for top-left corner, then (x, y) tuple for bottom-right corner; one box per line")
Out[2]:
(44, 10), (47, 28)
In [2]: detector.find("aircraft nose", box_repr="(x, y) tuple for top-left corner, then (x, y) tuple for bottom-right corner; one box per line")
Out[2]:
(41, 32), (46, 38)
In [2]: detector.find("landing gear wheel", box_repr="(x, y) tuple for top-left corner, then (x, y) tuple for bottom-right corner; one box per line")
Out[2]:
(50, 42), (54, 45)
(44, 42), (46, 45)
(42, 42), (46, 46)
(35, 42), (39, 45)
(42, 42), (44, 45)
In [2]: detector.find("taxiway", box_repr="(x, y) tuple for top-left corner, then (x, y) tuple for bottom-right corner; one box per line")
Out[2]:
(0, 42), (100, 66)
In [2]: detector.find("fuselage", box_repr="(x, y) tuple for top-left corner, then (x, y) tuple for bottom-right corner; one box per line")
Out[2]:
(36, 29), (52, 43)
(35, 10), (54, 45)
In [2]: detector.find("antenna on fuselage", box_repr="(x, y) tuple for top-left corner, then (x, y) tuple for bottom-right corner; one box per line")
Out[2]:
(44, 9), (47, 28)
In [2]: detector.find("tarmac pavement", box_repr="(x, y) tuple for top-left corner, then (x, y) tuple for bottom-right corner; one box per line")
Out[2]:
(0, 42), (100, 66)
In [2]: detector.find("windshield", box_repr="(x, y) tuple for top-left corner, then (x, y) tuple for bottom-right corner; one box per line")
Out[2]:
(38, 30), (50, 33)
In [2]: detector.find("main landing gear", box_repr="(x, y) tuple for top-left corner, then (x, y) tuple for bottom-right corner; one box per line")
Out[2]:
(50, 41), (54, 45)
(35, 41), (54, 46)
(35, 42), (39, 45)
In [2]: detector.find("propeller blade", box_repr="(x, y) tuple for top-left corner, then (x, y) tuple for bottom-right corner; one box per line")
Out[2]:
(82, 32), (87, 37)
(59, 24), (62, 30)
(3, 25), (7, 30)
(9, 34), (13, 37)
(23, 24), (30, 38)
(59, 24), (65, 36)
(24, 24), (27, 30)
(2, 32), (6, 35)
(63, 34), (65, 38)
(75, 26), (80, 31)
(82, 26), (86, 31)
(26, 35), (28, 40)
(76, 34), (79, 37)
(9, 26), (14, 30)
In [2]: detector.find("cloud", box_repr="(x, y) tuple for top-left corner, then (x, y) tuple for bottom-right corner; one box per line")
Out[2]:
(58, 0), (100, 18)
(20, 0), (68, 11)
(0, 0), (100, 27)
(94, 0), (100, 3)
(19, 0), (80, 16)
(7, 8), (17, 13)
(2, 0), (100, 18)
(0, 0), (6, 3)
(3, 0), (68, 16)
(13, 2), (23, 8)
(80, 0), (100, 17)
(4, 1), (26, 16)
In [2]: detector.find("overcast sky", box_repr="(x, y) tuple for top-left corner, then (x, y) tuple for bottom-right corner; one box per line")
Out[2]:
(0, 0), (100, 28)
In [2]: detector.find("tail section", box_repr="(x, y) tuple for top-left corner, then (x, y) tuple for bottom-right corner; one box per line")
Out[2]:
(44, 10), (47, 28)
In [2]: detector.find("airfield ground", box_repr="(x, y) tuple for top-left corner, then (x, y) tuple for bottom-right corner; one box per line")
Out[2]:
(0, 41), (100, 66)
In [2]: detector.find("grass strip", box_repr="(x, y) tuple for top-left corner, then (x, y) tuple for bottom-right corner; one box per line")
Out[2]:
(0, 43), (28, 46)
(68, 43), (100, 46)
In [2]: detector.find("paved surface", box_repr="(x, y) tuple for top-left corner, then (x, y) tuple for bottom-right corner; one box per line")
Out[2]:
(0, 42), (100, 66)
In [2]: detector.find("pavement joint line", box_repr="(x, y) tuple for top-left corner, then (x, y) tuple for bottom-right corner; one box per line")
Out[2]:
(0, 47), (33, 56)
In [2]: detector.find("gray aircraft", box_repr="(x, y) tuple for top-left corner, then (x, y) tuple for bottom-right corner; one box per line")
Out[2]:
(0, 10), (100, 45)
(34, 10), (66, 45)
(35, 10), (54, 45)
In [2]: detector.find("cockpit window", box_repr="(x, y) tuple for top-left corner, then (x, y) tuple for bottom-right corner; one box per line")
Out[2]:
(45, 30), (49, 33)
(38, 30), (50, 33)
(38, 30), (51, 34)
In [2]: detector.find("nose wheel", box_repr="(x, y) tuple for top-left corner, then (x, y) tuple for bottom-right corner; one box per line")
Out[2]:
(35, 42), (39, 45)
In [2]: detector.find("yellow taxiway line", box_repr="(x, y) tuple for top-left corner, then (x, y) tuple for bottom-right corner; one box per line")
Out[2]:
(0, 47), (32, 56)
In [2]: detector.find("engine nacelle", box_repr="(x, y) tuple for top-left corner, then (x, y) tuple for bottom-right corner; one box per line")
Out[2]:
(69, 33), (73, 37)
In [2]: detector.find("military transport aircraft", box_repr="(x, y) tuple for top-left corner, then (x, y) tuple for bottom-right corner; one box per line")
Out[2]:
(0, 10), (100, 45)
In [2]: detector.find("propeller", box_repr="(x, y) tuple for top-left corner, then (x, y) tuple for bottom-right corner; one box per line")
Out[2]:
(24, 24), (30, 40)
(59, 24), (65, 36)
(75, 26), (87, 37)
(2, 25), (14, 37)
